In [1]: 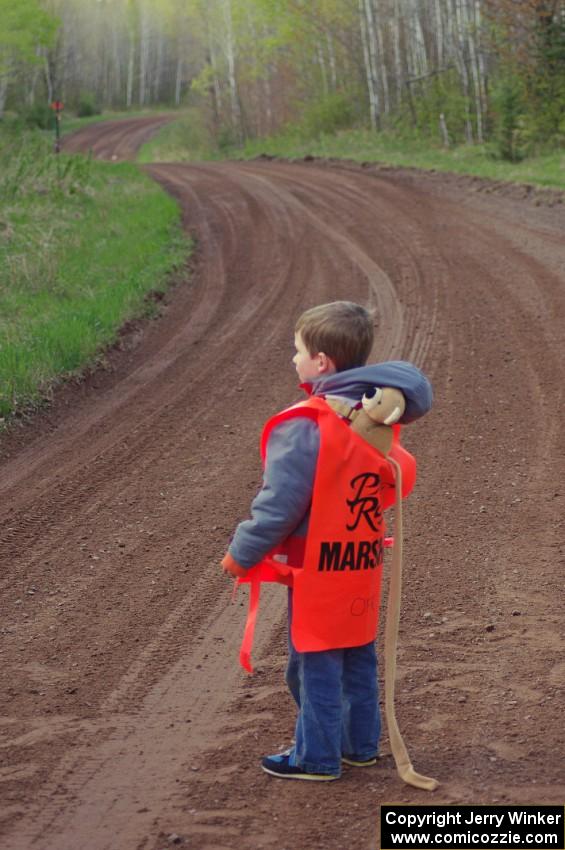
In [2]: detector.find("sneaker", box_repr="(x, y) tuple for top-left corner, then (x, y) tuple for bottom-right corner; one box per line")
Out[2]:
(342, 754), (378, 767)
(261, 751), (339, 781)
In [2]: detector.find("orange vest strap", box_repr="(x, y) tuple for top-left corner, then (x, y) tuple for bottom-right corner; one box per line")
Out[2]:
(238, 577), (260, 674)
(235, 557), (299, 674)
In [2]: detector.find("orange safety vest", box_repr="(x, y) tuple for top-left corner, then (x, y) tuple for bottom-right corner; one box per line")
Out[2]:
(236, 396), (415, 665)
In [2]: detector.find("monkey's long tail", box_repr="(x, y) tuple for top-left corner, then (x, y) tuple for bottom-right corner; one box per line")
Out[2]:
(384, 456), (439, 792)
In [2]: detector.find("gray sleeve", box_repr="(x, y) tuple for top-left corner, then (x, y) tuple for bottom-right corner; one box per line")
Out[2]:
(228, 417), (319, 569)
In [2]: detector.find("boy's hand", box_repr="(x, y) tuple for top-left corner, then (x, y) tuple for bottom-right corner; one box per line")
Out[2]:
(221, 552), (248, 578)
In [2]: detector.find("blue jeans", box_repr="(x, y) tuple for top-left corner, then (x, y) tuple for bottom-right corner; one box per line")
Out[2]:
(285, 594), (380, 775)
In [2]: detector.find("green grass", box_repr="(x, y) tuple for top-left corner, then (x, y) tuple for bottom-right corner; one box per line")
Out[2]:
(135, 113), (565, 188)
(0, 128), (190, 421)
(237, 128), (565, 189)
(136, 109), (218, 163)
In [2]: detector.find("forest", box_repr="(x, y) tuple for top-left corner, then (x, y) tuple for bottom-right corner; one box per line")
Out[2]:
(1, 1), (564, 157)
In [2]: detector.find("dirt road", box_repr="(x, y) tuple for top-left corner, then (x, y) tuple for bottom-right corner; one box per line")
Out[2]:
(61, 114), (174, 160)
(1, 118), (564, 850)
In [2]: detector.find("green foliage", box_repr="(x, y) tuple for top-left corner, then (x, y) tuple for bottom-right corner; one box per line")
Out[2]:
(217, 125), (240, 151)
(190, 63), (219, 101)
(76, 94), (102, 118)
(238, 126), (565, 189)
(22, 101), (55, 130)
(3, 0), (565, 159)
(392, 71), (474, 146)
(527, 12), (565, 141)
(490, 74), (527, 162)
(0, 0), (58, 71)
(295, 93), (356, 140)
(137, 109), (218, 162)
(0, 128), (92, 200)
(0, 128), (190, 419)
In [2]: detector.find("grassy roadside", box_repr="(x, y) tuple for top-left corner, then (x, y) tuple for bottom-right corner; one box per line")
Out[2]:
(240, 129), (565, 189)
(0, 128), (190, 422)
(140, 115), (564, 190)
(136, 109), (216, 163)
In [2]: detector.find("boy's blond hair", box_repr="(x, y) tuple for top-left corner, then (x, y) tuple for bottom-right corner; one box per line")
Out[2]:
(296, 301), (374, 372)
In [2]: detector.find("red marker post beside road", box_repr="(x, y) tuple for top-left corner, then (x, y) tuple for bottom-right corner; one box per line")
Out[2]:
(50, 101), (64, 152)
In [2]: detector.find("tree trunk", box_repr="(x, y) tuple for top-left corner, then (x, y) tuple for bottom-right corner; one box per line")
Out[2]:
(154, 31), (164, 102)
(467, 15), (483, 142)
(439, 111), (450, 146)
(112, 25), (122, 107)
(327, 32), (338, 90)
(139, 6), (150, 106)
(44, 53), (54, 103)
(458, 0), (484, 143)
(222, 0), (241, 141)
(475, 1), (488, 137)
(454, 0), (474, 143)
(392, 0), (404, 107)
(175, 56), (183, 106)
(127, 34), (135, 108)
(102, 40), (111, 107)
(263, 70), (273, 135)
(318, 43), (329, 95)
(360, 0), (380, 129)
(206, 42), (222, 130)
(27, 49), (42, 106)
(375, 12), (390, 115)
(435, 0), (445, 68)
(411, 0), (429, 77)
(404, 80), (418, 126)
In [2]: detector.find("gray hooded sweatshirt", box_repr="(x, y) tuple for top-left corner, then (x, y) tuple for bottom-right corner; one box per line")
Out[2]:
(228, 361), (432, 569)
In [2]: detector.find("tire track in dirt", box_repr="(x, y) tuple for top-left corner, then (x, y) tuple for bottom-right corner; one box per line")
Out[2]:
(246, 162), (450, 370)
(1, 123), (564, 850)
(61, 115), (174, 161)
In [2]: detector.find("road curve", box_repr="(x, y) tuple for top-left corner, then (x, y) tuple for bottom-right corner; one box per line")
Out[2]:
(61, 114), (174, 160)
(1, 120), (564, 850)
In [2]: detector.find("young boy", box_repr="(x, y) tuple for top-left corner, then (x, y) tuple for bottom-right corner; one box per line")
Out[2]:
(221, 301), (432, 780)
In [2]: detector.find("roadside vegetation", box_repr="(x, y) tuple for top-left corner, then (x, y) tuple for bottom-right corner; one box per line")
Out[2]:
(138, 117), (565, 189)
(137, 108), (214, 163)
(0, 123), (189, 421)
(132, 0), (564, 190)
(3, 2), (563, 174)
(239, 127), (564, 189)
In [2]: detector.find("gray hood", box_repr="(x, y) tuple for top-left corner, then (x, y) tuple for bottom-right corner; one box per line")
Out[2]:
(302, 360), (433, 424)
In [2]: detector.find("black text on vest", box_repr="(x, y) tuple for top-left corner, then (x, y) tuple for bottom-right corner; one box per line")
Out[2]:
(318, 539), (384, 572)
(346, 472), (383, 532)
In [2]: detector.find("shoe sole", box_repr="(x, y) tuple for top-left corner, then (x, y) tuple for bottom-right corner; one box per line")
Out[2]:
(261, 764), (339, 781)
(341, 757), (378, 767)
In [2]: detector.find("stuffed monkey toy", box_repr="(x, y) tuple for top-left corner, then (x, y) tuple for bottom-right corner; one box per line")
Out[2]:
(326, 386), (406, 455)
